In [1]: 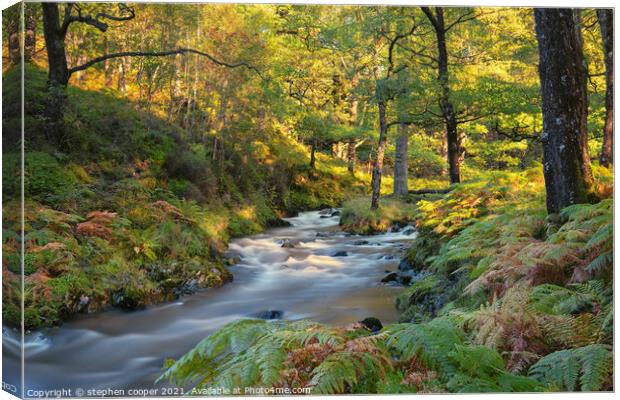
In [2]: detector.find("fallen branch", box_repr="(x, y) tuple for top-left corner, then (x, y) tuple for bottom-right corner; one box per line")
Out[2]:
(408, 188), (452, 195)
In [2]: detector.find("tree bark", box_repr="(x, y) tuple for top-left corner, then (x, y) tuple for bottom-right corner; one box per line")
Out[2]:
(310, 139), (317, 168)
(347, 138), (356, 174)
(598, 9), (613, 167)
(534, 8), (593, 214)
(103, 36), (113, 87)
(5, 4), (20, 65)
(422, 7), (461, 184)
(393, 123), (409, 196)
(41, 3), (70, 85)
(24, 4), (36, 61)
(370, 102), (388, 210)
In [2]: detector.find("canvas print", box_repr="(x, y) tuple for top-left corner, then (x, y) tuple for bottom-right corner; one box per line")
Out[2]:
(1, 1), (614, 397)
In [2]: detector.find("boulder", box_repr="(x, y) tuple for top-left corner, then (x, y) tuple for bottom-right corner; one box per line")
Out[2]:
(381, 272), (399, 283)
(281, 239), (296, 248)
(360, 317), (383, 333)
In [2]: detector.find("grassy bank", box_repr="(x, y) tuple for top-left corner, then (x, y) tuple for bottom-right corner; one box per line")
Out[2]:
(1, 66), (364, 330)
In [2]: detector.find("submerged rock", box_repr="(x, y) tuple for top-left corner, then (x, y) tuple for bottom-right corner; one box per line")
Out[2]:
(255, 310), (284, 320)
(353, 239), (369, 246)
(360, 317), (383, 333)
(332, 251), (348, 257)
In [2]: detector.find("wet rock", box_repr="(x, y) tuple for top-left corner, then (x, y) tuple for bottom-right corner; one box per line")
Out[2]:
(399, 275), (412, 285)
(316, 232), (331, 238)
(353, 240), (369, 246)
(382, 255), (395, 260)
(398, 257), (414, 271)
(281, 239), (296, 248)
(225, 256), (241, 266)
(255, 310), (284, 320)
(360, 317), (383, 333)
(77, 295), (90, 312)
(332, 251), (348, 257)
(401, 227), (415, 236)
(279, 264), (290, 270)
(268, 218), (292, 227)
(330, 210), (341, 217)
(381, 272), (399, 283)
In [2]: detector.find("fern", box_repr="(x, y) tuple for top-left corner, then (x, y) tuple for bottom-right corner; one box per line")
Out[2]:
(159, 319), (390, 394)
(386, 317), (464, 374)
(528, 344), (612, 391)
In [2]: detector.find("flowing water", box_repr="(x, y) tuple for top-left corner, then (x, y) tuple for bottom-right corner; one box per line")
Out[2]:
(3, 210), (416, 395)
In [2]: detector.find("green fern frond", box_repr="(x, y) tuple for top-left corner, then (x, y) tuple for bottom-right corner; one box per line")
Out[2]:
(386, 318), (463, 374)
(528, 344), (612, 391)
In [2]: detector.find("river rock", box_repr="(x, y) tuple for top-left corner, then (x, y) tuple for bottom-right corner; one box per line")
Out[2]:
(268, 218), (292, 227)
(353, 239), (369, 246)
(255, 310), (284, 320)
(281, 239), (297, 248)
(401, 227), (415, 236)
(360, 317), (383, 333)
(381, 272), (399, 283)
(332, 251), (348, 257)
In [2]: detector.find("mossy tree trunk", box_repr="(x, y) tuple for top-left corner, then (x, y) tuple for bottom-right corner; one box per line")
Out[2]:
(534, 8), (593, 214)
(597, 9), (613, 167)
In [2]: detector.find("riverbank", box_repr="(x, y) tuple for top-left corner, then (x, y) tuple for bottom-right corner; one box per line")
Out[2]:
(2, 66), (366, 330)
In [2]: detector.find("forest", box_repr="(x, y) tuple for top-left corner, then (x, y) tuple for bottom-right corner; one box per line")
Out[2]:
(1, 1), (614, 395)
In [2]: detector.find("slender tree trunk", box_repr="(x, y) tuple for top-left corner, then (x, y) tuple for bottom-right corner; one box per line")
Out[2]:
(117, 57), (127, 93)
(5, 4), (20, 65)
(103, 36), (113, 87)
(23, 4), (36, 61)
(371, 102), (388, 210)
(310, 139), (317, 168)
(393, 123), (409, 196)
(347, 138), (356, 174)
(598, 9), (614, 167)
(534, 8), (593, 214)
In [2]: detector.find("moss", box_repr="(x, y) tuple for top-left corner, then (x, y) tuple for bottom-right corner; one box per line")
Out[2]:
(340, 196), (416, 234)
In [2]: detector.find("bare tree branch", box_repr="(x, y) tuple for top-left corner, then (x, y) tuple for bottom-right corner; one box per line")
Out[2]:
(61, 3), (135, 36)
(68, 48), (263, 79)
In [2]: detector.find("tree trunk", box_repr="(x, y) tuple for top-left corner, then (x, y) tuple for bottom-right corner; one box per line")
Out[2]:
(393, 123), (409, 196)
(534, 8), (593, 214)
(598, 9), (613, 167)
(424, 7), (461, 184)
(5, 4), (20, 65)
(310, 139), (317, 168)
(103, 36), (113, 87)
(117, 57), (127, 93)
(370, 102), (388, 210)
(24, 4), (36, 61)
(41, 3), (69, 86)
(347, 138), (356, 174)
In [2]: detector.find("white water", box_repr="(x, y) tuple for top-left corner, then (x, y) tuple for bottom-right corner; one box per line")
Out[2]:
(2, 210), (416, 394)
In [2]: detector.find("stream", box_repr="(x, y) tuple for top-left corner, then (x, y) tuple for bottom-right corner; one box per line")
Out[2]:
(2, 210), (417, 395)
